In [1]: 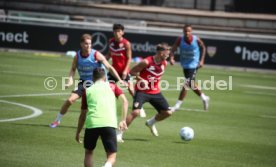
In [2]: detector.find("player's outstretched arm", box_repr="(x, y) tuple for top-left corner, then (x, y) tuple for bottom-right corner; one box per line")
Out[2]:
(118, 94), (128, 131)
(96, 52), (123, 83)
(130, 60), (149, 89)
(169, 37), (180, 65)
(197, 37), (206, 68)
(66, 55), (77, 89)
(76, 109), (87, 143)
(122, 41), (132, 80)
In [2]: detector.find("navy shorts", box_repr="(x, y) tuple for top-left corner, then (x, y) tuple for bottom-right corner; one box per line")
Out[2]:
(84, 127), (117, 153)
(132, 91), (170, 113)
(183, 68), (197, 81)
(183, 69), (197, 87)
(72, 80), (93, 97)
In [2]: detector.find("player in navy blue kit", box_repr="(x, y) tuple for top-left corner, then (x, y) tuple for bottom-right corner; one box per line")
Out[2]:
(170, 24), (210, 111)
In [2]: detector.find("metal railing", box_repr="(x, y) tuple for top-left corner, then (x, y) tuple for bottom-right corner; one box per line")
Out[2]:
(1, 10), (276, 43)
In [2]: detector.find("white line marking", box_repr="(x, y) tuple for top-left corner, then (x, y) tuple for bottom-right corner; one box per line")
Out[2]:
(0, 93), (69, 98)
(178, 107), (205, 112)
(260, 115), (276, 119)
(0, 100), (43, 122)
(240, 84), (276, 90)
(244, 91), (276, 97)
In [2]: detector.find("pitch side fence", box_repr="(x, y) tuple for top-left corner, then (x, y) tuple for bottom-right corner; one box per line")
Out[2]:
(0, 21), (276, 70)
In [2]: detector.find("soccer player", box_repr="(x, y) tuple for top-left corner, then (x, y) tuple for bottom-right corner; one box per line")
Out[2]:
(106, 23), (146, 117)
(50, 34), (123, 128)
(76, 67), (128, 167)
(117, 43), (172, 141)
(169, 24), (210, 111)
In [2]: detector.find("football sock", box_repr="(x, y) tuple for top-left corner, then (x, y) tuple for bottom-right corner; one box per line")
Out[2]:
(55, 113), (63, 122)
(147, 117), (157, 126)
(175, 100), (183, 108)
(103, 161), (112, 167)
(200, 93), (208, 101)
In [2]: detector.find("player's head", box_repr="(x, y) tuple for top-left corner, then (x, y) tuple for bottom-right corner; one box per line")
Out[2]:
(80, 34), (92, 52)
(156, 43), (170, 60)
(183, 24), (193, 38)
(113, 24), (125, 40)
(93, 67), (106, 82)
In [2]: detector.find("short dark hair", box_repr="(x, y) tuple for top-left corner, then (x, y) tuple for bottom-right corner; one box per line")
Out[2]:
(113, 24), (124, 31)
(183, 24), (192, 29)
(93, 67), (105, 81)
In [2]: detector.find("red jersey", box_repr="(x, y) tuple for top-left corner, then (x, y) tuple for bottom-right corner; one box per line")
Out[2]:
(109, 37), (130, 74)
(135, 56), (167, 94)
(81, 82), (123, 110)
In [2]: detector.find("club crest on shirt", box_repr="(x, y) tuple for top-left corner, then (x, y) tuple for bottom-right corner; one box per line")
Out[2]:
(59, 34), (68, 45)
(207, 46), (217, 57)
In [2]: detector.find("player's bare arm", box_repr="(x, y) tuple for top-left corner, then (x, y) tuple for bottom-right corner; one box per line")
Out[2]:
(130, 60), (149, 89)
(105, 50), (111, 61)
(75, 109), (87, 143)
(198, 38), (206, 68)
(66, 55), (77, 88)
(118, 94), (128, 131)
(169, 37), (180, 65)
(96, 51), (124, 83)
(122, 42), (132, 79)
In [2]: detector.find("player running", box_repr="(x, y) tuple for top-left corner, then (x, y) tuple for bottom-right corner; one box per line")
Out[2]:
(117, 43), (173, 142)
(170, 24), (210, 112)
(50, 34), (123, 128)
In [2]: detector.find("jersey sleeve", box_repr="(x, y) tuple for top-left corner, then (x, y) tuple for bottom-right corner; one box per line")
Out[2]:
(114, 84), (123, 98)
(81, 90), (88, 110)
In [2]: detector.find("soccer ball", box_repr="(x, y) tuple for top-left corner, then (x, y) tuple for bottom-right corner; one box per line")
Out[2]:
(180, 127), (194, 141)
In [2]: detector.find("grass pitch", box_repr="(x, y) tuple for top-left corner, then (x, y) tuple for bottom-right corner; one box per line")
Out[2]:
(0, 51), (276, 167)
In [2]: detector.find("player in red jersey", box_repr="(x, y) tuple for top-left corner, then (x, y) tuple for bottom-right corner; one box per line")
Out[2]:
(117, 43), (173, 141)
(106, 23), (146, 117)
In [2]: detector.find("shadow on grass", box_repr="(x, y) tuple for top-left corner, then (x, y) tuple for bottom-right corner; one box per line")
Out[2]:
(124, 138), (149, 142)
(173, 141), (191, 144)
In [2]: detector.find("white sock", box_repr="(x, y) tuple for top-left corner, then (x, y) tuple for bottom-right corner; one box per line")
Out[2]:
(147, 116), (156, 126)
(175, 100), (183, 107)
(200, 93), (208, 101)
(55, 113), (63, 122)
(117, 129), (123, 138)
(103, 161), (112, 167)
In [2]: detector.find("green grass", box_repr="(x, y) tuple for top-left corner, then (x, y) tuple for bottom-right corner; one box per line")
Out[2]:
(0, 51), (276, 167)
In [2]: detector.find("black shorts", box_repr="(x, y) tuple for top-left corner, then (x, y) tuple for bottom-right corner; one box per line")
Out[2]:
(107, 72), (131, 83)
(183, 68), (197, 81)
(72, 80), (93, 97)
(84, 127), (117, 153)
(132, 91), (170, 113)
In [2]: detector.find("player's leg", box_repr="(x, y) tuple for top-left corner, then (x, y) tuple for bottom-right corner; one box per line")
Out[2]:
(84, 149), (93, 167)
(117, 91), (148, 142)
(50, 92), (80, 128)
(84, 128), (100, 167)
(101, 127), (117, 167)
(126, 91), (148, 126)
(189, 70), (210, 111)
(50, 81), (84, 128)
(171, 68), (190, 111)
(127, 74), (146, 117)
(146, 93), (172, 136)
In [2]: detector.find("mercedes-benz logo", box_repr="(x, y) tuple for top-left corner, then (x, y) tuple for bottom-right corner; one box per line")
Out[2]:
(92, 32), (108, 53)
